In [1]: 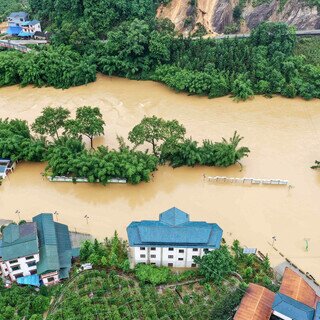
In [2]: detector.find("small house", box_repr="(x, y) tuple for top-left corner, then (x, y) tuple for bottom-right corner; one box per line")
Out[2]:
(18, 20), (41, 38)
(6, 12), (29, 35)
(0, 213), (75, 286)
(127, 207), (223, 268)
(234, 267), (320, 320)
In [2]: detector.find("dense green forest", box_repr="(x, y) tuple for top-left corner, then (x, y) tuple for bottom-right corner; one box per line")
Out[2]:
(0, 0), (29, 21)
(0, 0), (319, 100)
(0, 107), (249, 184)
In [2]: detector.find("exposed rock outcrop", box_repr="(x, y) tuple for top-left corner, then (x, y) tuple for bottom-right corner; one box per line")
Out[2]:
(157, 0), (320, 35)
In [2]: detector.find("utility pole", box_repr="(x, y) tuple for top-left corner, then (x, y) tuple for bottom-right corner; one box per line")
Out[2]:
(272, 236), (277, 247)
(53, 211), (59, 221)
(15, 210), (21, 221)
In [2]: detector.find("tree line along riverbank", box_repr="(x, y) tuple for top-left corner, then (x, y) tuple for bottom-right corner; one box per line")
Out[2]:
(0, 0), (319, 101)
(0, 106), (250, 185)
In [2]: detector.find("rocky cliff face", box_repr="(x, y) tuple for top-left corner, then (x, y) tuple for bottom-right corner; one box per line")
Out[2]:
(157, 0), (320, 35)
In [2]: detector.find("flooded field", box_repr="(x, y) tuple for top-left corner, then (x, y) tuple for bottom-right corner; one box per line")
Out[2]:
(0, 75), (320, 278)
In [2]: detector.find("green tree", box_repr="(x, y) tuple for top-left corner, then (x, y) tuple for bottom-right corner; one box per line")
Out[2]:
(194, 245), (236, 284)
(232, 75), (254, 101)
(66, 106), (105, 148)
(128, 116), (186, 157)
(32, 106), (70, 140)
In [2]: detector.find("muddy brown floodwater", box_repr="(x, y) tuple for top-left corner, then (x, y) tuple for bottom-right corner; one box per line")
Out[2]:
(0, 74), (320, 278)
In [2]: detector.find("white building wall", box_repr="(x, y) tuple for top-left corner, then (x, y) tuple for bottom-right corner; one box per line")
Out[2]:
(2, 253), (39, 280)
(41, 271), (59, 286)
(131, 246), (215, 268)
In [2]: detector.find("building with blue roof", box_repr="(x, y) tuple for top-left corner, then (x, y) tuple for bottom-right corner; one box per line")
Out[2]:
(18, 20), (41, 38)
(235, 267), (320, 320)
(272, 293), (315, 320)
(0, 213), (73, 286)
(6, 12), (29, 35)
(127, 207), (223, 268)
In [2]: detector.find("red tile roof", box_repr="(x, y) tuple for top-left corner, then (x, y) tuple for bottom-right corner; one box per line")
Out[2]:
(279, 267), (318, 308)
(234, 283), (275, 320)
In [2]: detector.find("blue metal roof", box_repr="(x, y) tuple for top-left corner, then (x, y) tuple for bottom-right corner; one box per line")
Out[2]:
(272, 293), (315, 320)
(21, 20), (40, 26)
(315, 302), (320, 320)
(17, 274), (40, 287)
(1, 223), (39, 261)
(6, 26), (22, 35)
(127, 207), (223, 248)
(18, 31), (33, 37)
(32, 213), (72, 277)
(8, 12), (29, 19)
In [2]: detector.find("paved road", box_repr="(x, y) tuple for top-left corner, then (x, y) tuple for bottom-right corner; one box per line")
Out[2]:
(2, 39), (48, 45)
(204, 29), (320, 40)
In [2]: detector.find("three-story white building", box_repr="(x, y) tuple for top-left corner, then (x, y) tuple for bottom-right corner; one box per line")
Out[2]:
(127, 207), (223, 268)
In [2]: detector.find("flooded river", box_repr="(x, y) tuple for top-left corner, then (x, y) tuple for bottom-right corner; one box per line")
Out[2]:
(0, 74), (320, 278)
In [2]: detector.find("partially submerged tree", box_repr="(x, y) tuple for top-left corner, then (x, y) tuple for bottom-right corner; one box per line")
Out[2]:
(66, 106), (105, 148)
(32, 106), (70, 140)
(128, 116), (186, 157)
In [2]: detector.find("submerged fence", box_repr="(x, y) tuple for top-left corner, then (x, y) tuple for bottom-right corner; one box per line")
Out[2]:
(204, 175), (289, 186)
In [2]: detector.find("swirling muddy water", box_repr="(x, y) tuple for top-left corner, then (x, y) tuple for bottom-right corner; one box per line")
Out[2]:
(1, 75), (320, 278)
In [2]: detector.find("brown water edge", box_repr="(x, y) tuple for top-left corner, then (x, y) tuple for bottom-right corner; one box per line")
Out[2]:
(0, 74), (320, 278)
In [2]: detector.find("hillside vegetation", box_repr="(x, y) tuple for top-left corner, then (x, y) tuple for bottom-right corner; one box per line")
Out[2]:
(0, 0), (29, 21)
(0, 0), (319, 101)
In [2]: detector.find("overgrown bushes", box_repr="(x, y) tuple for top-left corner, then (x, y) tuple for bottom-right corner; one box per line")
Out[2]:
(0, 111), (250, 185)
(0, 46), (96, 89)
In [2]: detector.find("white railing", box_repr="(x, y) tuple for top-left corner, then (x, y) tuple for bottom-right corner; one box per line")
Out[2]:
(204, 175), (289, 186)
(47, 176), (127, 184)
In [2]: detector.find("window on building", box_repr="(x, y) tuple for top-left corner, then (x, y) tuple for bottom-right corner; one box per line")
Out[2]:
(11, 265), (20, 271)
(26, 255), (34, 260)
(168, 263), (173, 267)
(192, 248), (198, 252)
(191, 263), (197, 267)
(27, 261), (36, 267)
(192, 255), (197, 259)
(10, 259), (18, 265)
(150, 255), (156, 258)
(47, 277), (55, 282)
(150, 247), (156, 251)
(151, 263), (156, 265)
(178, 258), (183, 261)
(15, 273), (23, 278)
(168, 255), (174, 259)
(179, 249), (184, 253)
(204, 249), (209, 254)
(30, 269), (37, 275)
(140, 247), (145, 250)
(168, 248), (174, 251)
(140, 254), (146, 258)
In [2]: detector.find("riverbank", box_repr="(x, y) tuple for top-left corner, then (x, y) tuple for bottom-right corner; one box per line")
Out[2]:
(0, 75), (320, 279)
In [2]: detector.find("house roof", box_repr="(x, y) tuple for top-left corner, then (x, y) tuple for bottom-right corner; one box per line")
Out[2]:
(8, 12), (29, 19)
(127, 207), (223, 248)
(280, 267), (317, 308)
(32, 213), (72, 277)
(1, 223), (39, 261)
(6, 26), (22, 35)
(21, 20), (40, 26)
(315, 302), (320, 320)
(272, 293), (315, 320)
(233, 283), (275, 320)
(18, 31), (33, 37)
(17, 274), (40, 287)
